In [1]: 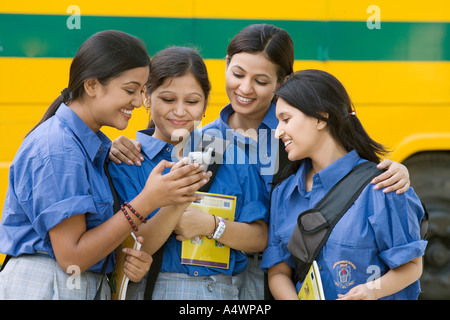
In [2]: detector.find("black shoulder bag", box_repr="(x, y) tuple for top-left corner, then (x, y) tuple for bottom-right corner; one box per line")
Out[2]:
(287, 161), (385, 282)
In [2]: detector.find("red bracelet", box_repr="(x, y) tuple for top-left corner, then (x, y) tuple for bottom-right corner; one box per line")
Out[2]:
(123, 202), (147, 223)
(121, 205), (138, 232)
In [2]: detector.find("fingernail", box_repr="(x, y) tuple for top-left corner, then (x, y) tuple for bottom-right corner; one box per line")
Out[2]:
(136, 160), (141, 166)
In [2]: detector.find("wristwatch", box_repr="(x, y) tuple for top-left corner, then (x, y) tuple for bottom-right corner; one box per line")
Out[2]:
(212, 217), (226, 240)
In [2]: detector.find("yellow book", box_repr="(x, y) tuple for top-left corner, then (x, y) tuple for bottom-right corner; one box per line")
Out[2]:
(181, 192), (236, 269)
(298, 261), (325, 300)
(110, 232), (141, 300)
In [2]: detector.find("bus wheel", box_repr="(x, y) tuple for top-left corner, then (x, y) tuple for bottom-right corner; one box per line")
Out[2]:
(403, 152), (450, 300)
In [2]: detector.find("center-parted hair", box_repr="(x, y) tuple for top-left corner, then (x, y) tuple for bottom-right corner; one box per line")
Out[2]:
(226, 24), (294, 84)
(146, 46), (211, 104)
(145, 46), (211, 128)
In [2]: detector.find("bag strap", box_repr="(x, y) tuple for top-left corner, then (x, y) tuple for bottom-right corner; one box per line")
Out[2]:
(315, 161), (383, 221)
(104, 159), (121, 214)
(197, 134), (230, 192)
(143, 135), (230, 300)
(308, 161), (383, 260)
(93, 251), (111, 300)
(93, 159), (121, 300)
(290, 161), (384, 282)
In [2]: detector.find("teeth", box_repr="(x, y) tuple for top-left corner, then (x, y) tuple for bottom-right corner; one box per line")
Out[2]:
(284, 140), (292, 147)
(236, 94), (252, 103)
(121, 109), (132, 115)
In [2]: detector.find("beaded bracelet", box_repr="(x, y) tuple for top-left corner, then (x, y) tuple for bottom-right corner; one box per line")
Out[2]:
(121, 204), (138, 232)
(123, 202), (147, 224)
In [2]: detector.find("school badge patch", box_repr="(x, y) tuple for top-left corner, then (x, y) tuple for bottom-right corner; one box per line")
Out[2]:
(333, 260), (356, 289)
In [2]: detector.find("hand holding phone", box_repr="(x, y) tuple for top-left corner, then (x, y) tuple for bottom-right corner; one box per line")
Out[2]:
(187, 148), (213, 171)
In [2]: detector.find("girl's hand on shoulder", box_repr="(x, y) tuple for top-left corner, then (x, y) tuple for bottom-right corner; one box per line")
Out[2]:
(371, 159), (410, 194)
(110, 135), (144, 166)
(122, 236), (152, 282)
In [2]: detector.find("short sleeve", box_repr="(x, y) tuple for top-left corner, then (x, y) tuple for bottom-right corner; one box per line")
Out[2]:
(261, 185), (295, 271)
(17, 153), (97, 240)
(235, 168), (269, 223)
(223, 146), (270, 224)
(369, 188), (428, 269)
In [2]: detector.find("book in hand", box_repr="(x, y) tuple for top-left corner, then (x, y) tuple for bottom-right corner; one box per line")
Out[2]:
(110, 232), (141, 300)
(181, 192), (236, 269)
(298, 261), (325, 300)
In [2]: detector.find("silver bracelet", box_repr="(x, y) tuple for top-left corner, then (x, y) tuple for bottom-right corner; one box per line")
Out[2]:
(212, 217), (226, 240)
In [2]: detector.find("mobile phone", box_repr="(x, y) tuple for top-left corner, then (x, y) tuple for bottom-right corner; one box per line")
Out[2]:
(187, 148), (212, 171)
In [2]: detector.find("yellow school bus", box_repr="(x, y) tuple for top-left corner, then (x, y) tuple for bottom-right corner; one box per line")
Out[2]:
(0, 0), (449, 299)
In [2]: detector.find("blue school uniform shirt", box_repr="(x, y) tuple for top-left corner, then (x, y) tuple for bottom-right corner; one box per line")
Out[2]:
(261, 150), (427, 300)
(202, 102), (279, 197)
(0, 103), (115, 273)
(108, 128), (269, 277)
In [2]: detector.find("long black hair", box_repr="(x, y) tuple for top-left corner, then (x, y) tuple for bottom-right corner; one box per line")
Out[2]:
(27, 30), (150, 136)
(273, 69), (388, 184)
